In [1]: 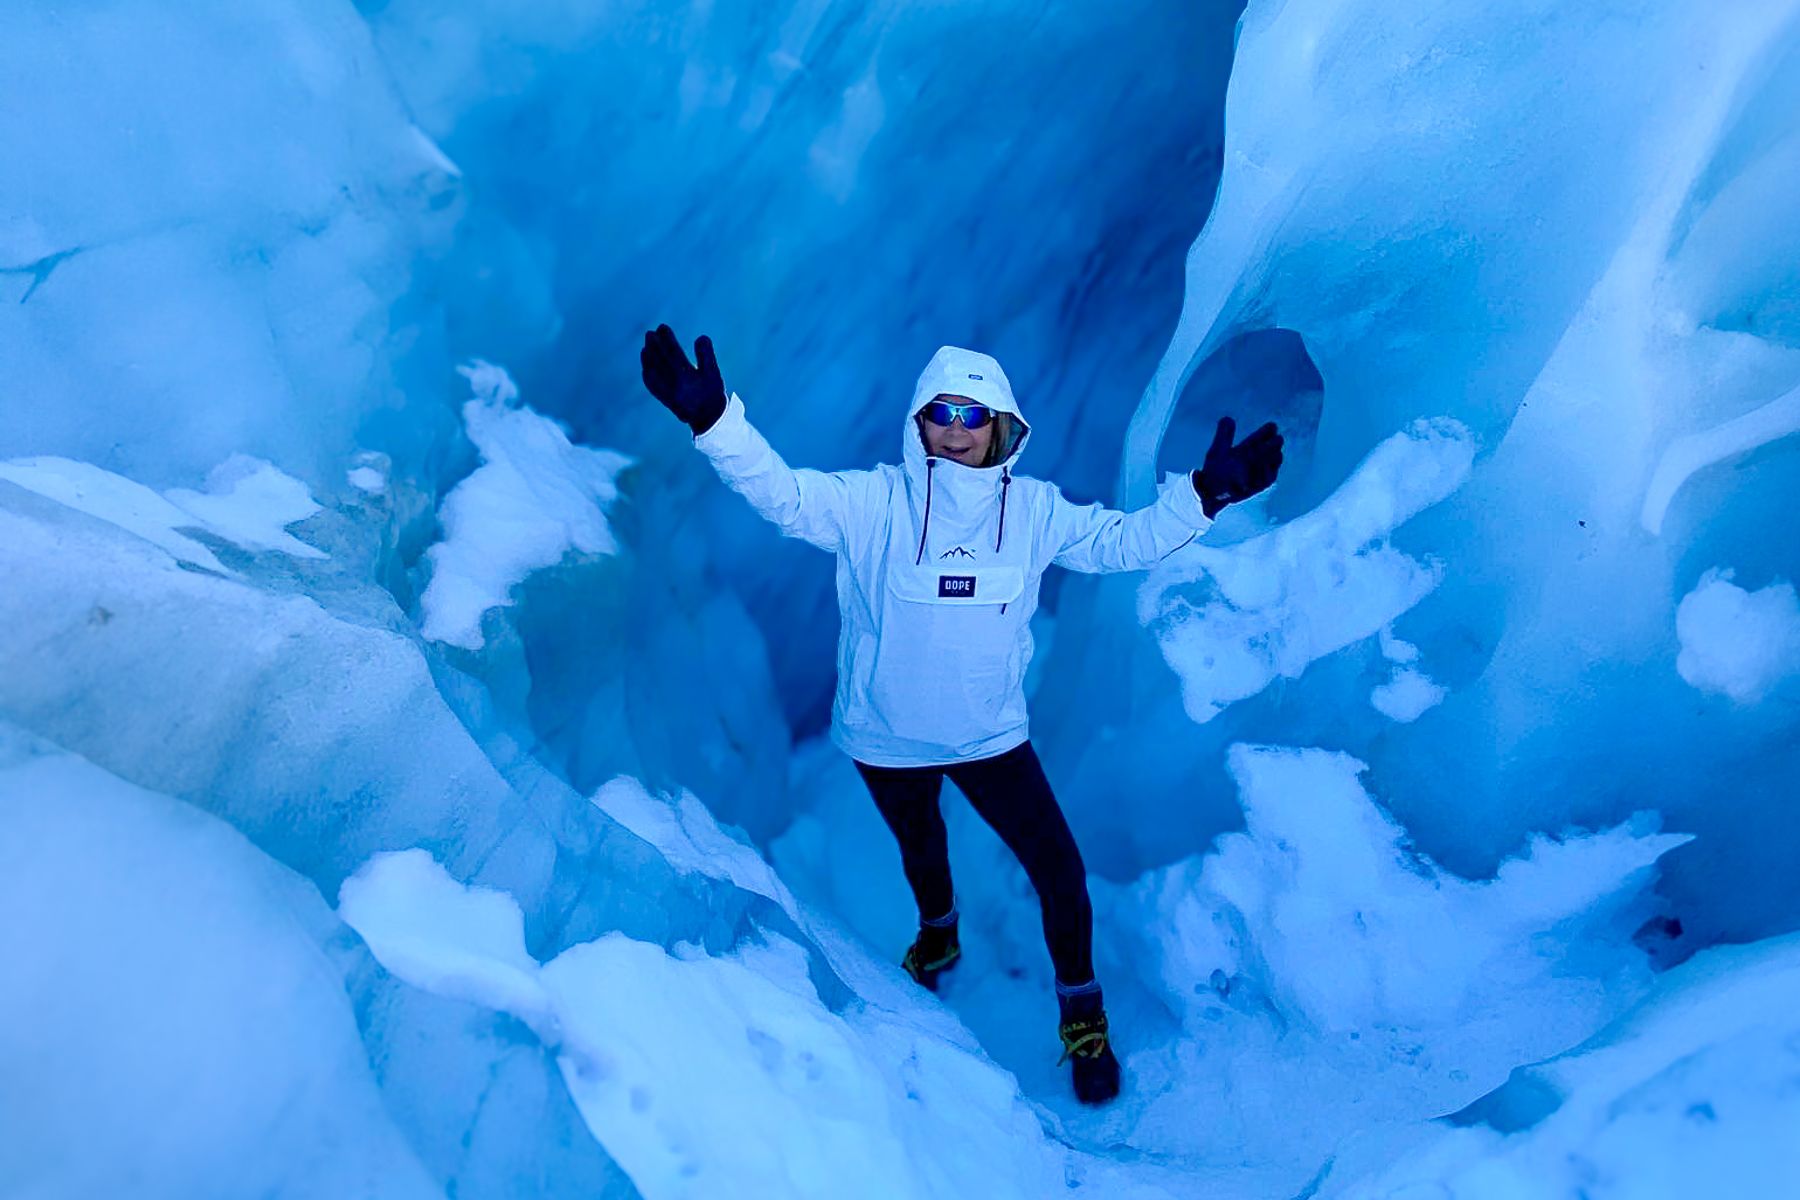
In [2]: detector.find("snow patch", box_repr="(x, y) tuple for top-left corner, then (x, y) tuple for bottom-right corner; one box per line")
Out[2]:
(1346, 935), (1800, 1197)
(1130, 744), (1688, 1038)
(418, 361), (633, 650)
(346, 465), (386, 492)
(0, 456), (231, 573)
(163, 453), (326, 559)
(1377, 625), (1422, 665)
(591, 776), (796, 916)
(338, 848), (554, 1035)
(1370, 667), (1446, 722)
(0, 452), (326, 570)
(1145, 419), (1474, 722)
(544, 934), (908, 1195)
(347, 459), (388, 494)
(1675, 569), (1800, 703)
(339, 847), (1078, 1200)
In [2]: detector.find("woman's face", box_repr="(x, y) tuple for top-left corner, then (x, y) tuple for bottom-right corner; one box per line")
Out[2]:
(918, 394), (995, 467)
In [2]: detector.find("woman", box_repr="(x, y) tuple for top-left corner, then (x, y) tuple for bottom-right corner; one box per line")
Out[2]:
(640, 325), (1281, 1103)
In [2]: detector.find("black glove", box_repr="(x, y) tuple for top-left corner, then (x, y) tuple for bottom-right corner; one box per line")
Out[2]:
(1192, 417), (1283, 518)
(640, 324), (727, 436)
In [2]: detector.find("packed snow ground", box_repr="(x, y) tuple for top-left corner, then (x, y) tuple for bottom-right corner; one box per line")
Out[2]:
(771, 732), (1701, 1197)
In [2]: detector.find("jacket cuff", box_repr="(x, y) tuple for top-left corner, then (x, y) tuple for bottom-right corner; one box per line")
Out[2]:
(693, 392), (749, 456)
(1160, 469), (1215, 533)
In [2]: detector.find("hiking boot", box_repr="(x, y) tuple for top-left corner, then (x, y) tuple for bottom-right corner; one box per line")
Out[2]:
(1058, 986), (1122, 1105)
(901, 922), (961, 992)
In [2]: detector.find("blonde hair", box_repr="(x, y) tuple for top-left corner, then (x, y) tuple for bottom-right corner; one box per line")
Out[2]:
(984, 413), (1018, 467)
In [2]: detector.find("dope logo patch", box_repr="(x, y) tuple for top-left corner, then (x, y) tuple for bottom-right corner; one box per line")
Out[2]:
(938, 574), (976, 598)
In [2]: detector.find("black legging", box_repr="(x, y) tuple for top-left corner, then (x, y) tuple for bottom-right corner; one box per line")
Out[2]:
(853, 740), (1094, 987)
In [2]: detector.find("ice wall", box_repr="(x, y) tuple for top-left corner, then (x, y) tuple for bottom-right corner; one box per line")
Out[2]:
(357, 0), (1246, 742)
(3, 0), (1259, 862)
(0, 441), (758, 1193)
(0, 726), (444, 1199)
(0, 1), (462, 492)
(1035, 0), (1800, 946)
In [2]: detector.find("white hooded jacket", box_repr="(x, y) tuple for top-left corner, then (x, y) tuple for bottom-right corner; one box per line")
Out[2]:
(694, 346), (1214, 767)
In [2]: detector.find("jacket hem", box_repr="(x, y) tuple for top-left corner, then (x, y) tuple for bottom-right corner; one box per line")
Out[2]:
(831, 722), (1030, 769)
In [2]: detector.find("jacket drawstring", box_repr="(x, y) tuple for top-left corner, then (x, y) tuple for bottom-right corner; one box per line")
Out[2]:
(914, 458), (937, 565)
(998, 469), (1011, 614)
(995, 470), (1011, 553)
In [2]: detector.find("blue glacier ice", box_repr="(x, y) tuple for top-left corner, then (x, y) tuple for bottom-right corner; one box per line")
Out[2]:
(2, 0), (1798, 1196)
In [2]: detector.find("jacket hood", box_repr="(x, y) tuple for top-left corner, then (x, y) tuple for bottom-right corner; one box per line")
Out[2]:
(903, 346), (1031, 478)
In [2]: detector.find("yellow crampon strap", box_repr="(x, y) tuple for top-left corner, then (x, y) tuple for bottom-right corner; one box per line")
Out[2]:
(903, 943), (960, 981)
(1058, 1020), (1109, 1065)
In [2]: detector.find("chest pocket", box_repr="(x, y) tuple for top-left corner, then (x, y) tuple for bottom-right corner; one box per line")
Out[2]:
(869, 562), (1031, 746)
(886, 564), (1025, 607)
